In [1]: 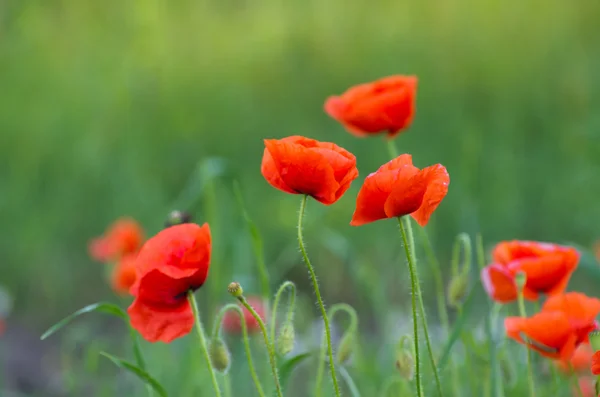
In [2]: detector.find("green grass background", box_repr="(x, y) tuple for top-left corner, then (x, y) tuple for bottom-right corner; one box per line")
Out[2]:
(1, 0), (600, 395)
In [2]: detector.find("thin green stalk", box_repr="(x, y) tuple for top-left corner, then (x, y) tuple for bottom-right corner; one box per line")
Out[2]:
(237, 296), (283, 397)
(386, 138), (399, 158)
(380, 377), (409, 397)
(549, 364), (561, 392)
(270, 281), (297, 344)
(223, 375), (232, 397)
(516, 280), (536, 397)
(403, 217), (444, 397)
(212, 304), (266, 397)
(339, 366), (361, 397)
(298, 194), (341, 397)
(569, 364), (584, 397)
(188, 291), (222, 397)
(397, 217), (423, 397)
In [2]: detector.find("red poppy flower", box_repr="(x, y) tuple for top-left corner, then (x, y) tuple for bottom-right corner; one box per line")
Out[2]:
(576, 377), (597, 397)
(350, 154), (449, 227)
(127, 223), (211, 343)
(261, 136), (358, 205)
(557, 343), (594, 373)
(111, 253), (138, 296)
(481, 241), (579, 303)
(222, 297), (265, 334)
(89, 218), (144, 262)
(592, 351), (600, 375)
(324, 75), (417, 138)
(505, 292), (600, 360)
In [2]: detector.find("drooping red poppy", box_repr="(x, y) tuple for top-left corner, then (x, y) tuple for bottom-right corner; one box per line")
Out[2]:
(222, 296), (265, 334)
(261, 136), (358, 205)
(557, 343), (594, 373)
(127, 223), (211, 343)
(89, 218), (144, 262)
(350, 154), (449, 227)
(111, 253), (138, 296)
(481, 241), (579, 303)
(505, 292), (600, 360)
(591, 351), (600, 375)
(324, 75), (417, 138)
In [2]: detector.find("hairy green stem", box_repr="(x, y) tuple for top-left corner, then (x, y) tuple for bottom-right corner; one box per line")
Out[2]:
(237, 296), (283, 397)
(403, 217), (444, 397)
(188, 291), (222, 397)
(212, 304), (266, 397)
(270, 281), (297, 344)
(298, 195), (341, 397)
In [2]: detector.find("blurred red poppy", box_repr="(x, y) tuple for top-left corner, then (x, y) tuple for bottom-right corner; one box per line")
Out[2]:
(261, 136), (358, 205)
(89, 218), (144, 262)
(557, 343), (593, 373)
(325, 75), (417, 138)
(222, 297), (265, 334)
(591, 351), (600, 375)
(505, 292), (600, 360)
(127, 223), (211, 343)
(481, 241), (579, 303)
(350, 154), (449, 227)
(576, 377), (597, 397)
(111, 253), (138, 296)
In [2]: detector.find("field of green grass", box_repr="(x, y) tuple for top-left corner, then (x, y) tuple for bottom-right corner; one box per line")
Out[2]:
(1, 1), (600, 396)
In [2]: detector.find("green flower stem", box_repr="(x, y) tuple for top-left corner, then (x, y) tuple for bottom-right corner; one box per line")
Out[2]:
(570, 364), (584, 397)
(339, 366), (361, 397)
(212, 304), (266, 397)
(386, 138), (399, 158)
(315, 303), (359, 395)
(403, 217), (444, 397)
(237, 295), (283, 397)
(397, 217), (423, 397)
(223, 375), (232, 397)
(188, 291), (222, 397)
(298, 194), (341, 397)
(380, 377), (409, 397)
(516, 284), (536, 397)
(270, 281), (297, 344)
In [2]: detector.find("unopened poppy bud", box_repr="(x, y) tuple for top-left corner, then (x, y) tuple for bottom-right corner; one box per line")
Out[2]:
(277, 321), (295, 356)
(227, 282), (243, 298)
(590, 331), (600, 352)
(515, 271), (527, 291)
(395, 348), (414, 380)
(447, 274), (469, 309)
(164, 210), (192, 228)
(208, 338), (231, 373)
(337, 332), (355, 364)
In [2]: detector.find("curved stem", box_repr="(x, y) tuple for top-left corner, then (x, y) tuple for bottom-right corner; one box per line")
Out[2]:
(397, 217), (423, 397)
(403, 217), (444, 397)
(516, 288), (536, 397)
(451, 233), (472, 278)
(237, 296), (283, 397)
(315, 303), (359, 394)
(298, 195), (341, 397)
(270, 281), (297, 344)
(212, 304), (266, 397)
(188, 291), (222, 397)
(339, 366), (361, 397)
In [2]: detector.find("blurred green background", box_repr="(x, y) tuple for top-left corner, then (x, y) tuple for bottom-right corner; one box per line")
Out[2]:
(1, 0), (600, 395)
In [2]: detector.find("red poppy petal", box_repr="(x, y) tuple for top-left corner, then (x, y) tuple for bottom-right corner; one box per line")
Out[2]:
(264, 139), (339, 205)
(481, 264), (518, 303)
(350, 170), (398, 226)
(542, 293), (600, 327)
(310, 146), (356, 184)
(410, 164), (449, 227)
(506, 312), (573, 359)
(378, 154), (416, 173)
(261, 148), (296, 195)
(383, 168), (427, 218)
(128, 299), (194, 343)
(591, 351), (600, 375)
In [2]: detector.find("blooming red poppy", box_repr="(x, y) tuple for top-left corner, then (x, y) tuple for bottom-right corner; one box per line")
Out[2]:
(505, 292), (600, 360)
(222, 297), (265, 334)
(127, 223), (211, 343)
(481, 241), (579, 303)
(350, 154), (449, 227)
(111, 253), (138, 296)
(261, 136), (358, 205)
(89, 218), (144, 262)
(324, 75), (417, 138)
(592, 351), (600, 375)
(557, 343), (594, 373)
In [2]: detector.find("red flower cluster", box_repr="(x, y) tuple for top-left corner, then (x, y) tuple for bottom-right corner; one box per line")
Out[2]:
(128, 223), (212, 343)
(222, 297), (265, 334)
(325, 75), (417, 138)
(481, 240), (579, 303)
(505, 292), (600, 360)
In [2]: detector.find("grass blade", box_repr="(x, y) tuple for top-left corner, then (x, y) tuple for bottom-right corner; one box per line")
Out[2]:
(279, 352), (312, 388)
(41, 302), (126, 340)
(100, 352), (168, 397)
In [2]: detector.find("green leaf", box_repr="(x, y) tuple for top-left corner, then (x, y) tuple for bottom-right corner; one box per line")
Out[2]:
(100, 352), (168, 397)
(279, 352), (312, 387)
(41, 302), (126, 340)
(437, 285), (478, 371)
